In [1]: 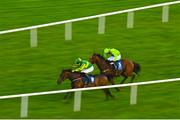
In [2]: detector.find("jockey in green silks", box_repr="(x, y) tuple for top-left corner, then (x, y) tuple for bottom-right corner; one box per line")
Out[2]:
(72, 58), (94, 73)
(72, 58), (94, 84)
(103, 48), (123, 70)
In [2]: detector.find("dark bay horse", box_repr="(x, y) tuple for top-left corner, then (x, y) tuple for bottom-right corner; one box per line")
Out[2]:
(57, 69), (114, 100)
(89, 54), (141, 84)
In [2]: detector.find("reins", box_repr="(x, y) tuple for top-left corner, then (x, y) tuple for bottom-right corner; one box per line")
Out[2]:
(72, 78), (82, 83)
(103, 69), (110, 73)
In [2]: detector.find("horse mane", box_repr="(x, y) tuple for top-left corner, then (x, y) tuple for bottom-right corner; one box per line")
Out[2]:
(62, 69), (72, 72)
(94, 53), (103, 59)
(93, 53), (111, 64)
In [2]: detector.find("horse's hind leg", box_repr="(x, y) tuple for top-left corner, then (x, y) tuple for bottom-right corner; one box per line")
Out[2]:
(130, 73), (136, 83)
(120, 76), (127, 84)
(118, 76), (128, 91)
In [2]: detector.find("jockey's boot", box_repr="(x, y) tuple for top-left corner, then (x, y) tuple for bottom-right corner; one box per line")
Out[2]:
(115, 60), (122, 70)
(82, 73), (90, 85)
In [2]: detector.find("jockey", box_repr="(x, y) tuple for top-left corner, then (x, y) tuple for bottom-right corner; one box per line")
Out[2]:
(72, 58), (94, 84)
(103, 48), (123, 70)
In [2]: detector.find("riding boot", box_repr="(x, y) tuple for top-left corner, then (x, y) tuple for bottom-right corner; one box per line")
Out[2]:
(115, 60), (122, 70)
(82, 73), (90, 86)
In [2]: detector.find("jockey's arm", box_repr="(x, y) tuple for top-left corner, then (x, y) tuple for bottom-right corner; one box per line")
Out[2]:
(110, 49), (120, 61)
(114, 55), (119, 61)
(74, 63), (86, 72)
(103, 52), (107, 58)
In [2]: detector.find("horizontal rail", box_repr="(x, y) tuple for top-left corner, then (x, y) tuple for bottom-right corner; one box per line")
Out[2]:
(0, 77), (180, 100)
(0, 1), (180, 35)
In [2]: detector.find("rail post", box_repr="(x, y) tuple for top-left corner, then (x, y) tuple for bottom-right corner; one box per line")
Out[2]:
(162, 5), (169, 23)
(73, 91), (82, 112)
(65, 22), (72, 40)
(127, 11), (134, 28)
(98, 16), (106, 34)
(30, 28), (38, 47)
(20, 96), (29, 118)
(130, 85), (138, 105)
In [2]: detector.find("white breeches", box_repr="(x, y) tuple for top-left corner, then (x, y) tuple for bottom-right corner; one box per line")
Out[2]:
(81, 66), (94, 73)
(108, 55), (121, 61)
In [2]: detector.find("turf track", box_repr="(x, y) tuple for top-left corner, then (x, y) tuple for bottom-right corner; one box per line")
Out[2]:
(0, 0), (180, 118)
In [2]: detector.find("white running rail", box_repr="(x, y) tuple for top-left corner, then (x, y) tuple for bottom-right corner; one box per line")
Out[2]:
(0, 78), (180, 118)
(0, 1), (180, 47)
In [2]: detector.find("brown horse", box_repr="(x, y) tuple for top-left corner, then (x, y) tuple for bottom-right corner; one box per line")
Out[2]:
(89, 54), (141, 84)
(57, 69), (114, 100)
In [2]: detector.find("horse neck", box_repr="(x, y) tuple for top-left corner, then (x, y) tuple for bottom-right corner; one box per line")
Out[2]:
(68, 72), (81, 81)
(95, 56), (111, 71)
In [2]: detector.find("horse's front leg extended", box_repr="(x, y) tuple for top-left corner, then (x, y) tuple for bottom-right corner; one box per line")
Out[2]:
(63, 92), (71, 99)
(63, 92), (70, 101)
(130, 73), (136, 83)
(63, 92), (73, 101)
(103, 89), (110, 100)
(109, 78), (120, 92)
(107, 89), (115, 99)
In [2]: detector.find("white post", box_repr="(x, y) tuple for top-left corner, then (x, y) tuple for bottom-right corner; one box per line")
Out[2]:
(127, 11), (134, 28)
(30, 28), (38, 47)
(74, 91), (82, 112)
(98, 16), (106, 34)
(162, 5), (169, 23)
(65, 22), (72, 40)
(130, 85), (138, 105)
(20, 96), (28, 118)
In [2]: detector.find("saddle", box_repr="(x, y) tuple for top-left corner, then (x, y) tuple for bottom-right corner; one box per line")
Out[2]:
(111, 60), (124, 71)
(81, 74), (95, 85)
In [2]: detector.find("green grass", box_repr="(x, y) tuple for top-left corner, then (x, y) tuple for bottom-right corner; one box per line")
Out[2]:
(0, 0), (180, 119)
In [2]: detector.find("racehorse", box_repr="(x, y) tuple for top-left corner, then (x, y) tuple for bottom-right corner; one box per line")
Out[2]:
(89, 53), (141, 84)
(57, 69), (114, 100)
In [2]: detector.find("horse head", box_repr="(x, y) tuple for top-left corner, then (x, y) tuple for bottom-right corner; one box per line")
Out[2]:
(89, 53), (114, 74)
(57, 69), (72, 85)
(89, 53), (102, 64)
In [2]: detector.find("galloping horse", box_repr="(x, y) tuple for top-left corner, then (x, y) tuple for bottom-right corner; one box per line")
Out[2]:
(89, 54), (141, 84)
(57, 69), (114, 100)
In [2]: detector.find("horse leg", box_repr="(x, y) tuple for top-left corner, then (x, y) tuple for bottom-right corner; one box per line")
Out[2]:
(130, 73), (136, 83)
(120, 76), (128, 84)
(107, 89), (115, 99)
(63, 92), (73, 102)
(109, 78), (120, 92)
(118, 76), (128, 91)
(69, 92), (74, 98)
(103, 89), (110, 100)
(63, 93), (70, 102)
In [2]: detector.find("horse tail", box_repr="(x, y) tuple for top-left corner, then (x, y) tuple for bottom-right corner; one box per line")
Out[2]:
(133, 62), (141, 75)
